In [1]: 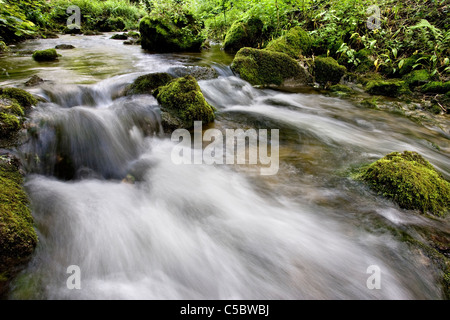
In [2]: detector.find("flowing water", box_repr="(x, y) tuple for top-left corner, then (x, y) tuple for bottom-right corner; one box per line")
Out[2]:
(1, 34), (449, 300)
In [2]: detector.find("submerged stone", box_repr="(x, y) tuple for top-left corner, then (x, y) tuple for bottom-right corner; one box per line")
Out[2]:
(25, 75), (44, 87)
(360, 151), (450, 217)
(231, 47), (313, 87)
(156, 75), (215, 130)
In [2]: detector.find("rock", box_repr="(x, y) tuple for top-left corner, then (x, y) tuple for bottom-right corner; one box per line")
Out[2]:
(126, 73), (174, 96)
(403, 69), (431, 89)
(0, 156), (38, 296)
(32, 49), (58, 62)
(313, 57), (347, 86)
(230, 47), (313, 87)
(167, 66), (218, 81)
(0, 41), (9, 53)
(359, 151), (450, 217)
(64, 26), (82, 35)
(365, 79), (408, 97)
(25, 75), (44, 87)
(111, 33), (128, 40)
(223, 17), (264, 53)
(55, 44), (75, 50)
(156, 75), (215, 130)
(421, 81), (450, 94)
(0, 87), (37, 109)
(139, 15), (204, 53)
(265, 26), (312, 59)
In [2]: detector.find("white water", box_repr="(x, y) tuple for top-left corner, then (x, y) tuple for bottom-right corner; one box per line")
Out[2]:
(4, 35), (449, 300)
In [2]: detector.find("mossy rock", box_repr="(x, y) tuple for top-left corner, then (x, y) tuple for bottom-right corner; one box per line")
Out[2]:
(32, 49), (58, 62)
(421, 81), (450, 94)
(313, 57), (347, 86)
(139, 15), (204, 53)
(223, 17), (264, 53)
(0, 97), (24, 117)
(265, 26), (311, 59)
(0, 113), (21, 137)
(403, 70), (431, 89)
(230, 47), (313, 87)
(55, 44), (75, 50)
(167, 66), (218, 81)
(0, 158), (38, 292)
(329, 84), (355, 95)
(359, 151), (450, 217)
(0, 88), (37, 110)
(111, 33), (128, 40)
(354, 49), (374, 73)
(365, 79), (408, 97)
(156, 75), (215, 130)
(126, 73), (174, 95)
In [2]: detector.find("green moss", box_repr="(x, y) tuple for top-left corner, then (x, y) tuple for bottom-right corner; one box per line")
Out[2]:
(403, 70), (431, 89)
(126, 73), (174, 95)
(0, 160), (38, 281)
(365, 79), (408, 97)
(265, 26), (311, 59)
(359, 151), (450, 217)
(0, 113), (21, 136)
(354, 49), (373, 73)
(139, 15), (204, 53)
(0, 88), (38, 109)
(313, 57), (347, 86)
(230, 47), (312, 86)
(0, 41), (9, 53)
(421, 81), (450, 94)
(329, 84), (354, 93)
(32, 49), (58, 62)
(156, 75), (215, 130)
(0, 97), (24, 117)
(223, 17), (264, 53)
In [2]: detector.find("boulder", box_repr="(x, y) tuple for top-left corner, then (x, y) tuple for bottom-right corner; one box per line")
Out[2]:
(156, 75), (215, 130)
(230, 47), (313, 87)
(126, 73), (174, 96)
(360, 151), (450, 217)
(313, 57), (346, 86)
(223, 17), (264, 53)
(32, 49), (58, 62)
(265, 26), (312, 59)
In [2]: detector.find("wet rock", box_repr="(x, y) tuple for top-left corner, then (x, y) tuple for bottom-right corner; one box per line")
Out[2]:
(167, 66), (218, 81)
(55, 44), (75, 50)
(32, 48), (58, 62)
(25, 75), (44, 87)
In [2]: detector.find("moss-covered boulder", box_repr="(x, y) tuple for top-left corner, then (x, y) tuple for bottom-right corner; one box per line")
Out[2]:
(403, 69), (431, 89)
(365, 79), (408, 97)
(126, 73), (174, 96)
(32, 49), (58, 62)
(313, 57), (347, 86)
(0, 95), (25, 138)
(156, 75), (215, 130)
(421, 81), (450, 94)
(0, 87), (38, 110)
(265, 26), (312, 59)
(360, 151), (450, 217)
(111, 33), (128, 40)
(0, 157), (38, 294)
(139, 15), (204, 53)
(0, 41), (9, 53)
(223, 17), (264, 53)
(231, 47), (313, 87)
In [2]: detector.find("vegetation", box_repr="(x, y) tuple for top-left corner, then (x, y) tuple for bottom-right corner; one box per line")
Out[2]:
(32, 48), (58, 61)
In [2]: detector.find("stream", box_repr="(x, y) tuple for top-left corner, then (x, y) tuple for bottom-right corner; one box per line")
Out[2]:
(1, 34), (449, 300)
